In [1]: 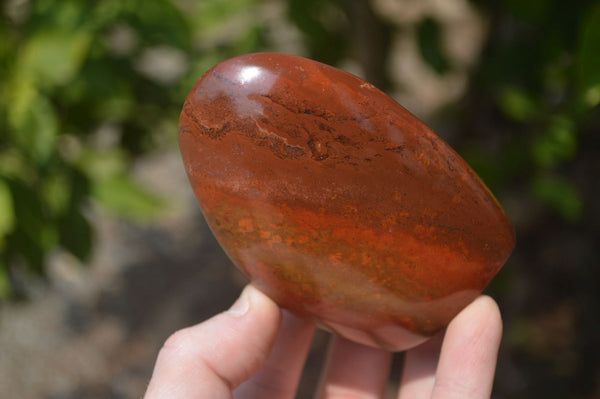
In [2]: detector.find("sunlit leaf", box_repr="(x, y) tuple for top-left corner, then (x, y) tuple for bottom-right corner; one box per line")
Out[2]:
(42, 173), (71, 215)
(532, 115), (577, 168)
(498, 85), (540, 122)
(76, 148), (128, 181)
(93, 174), (164, 221)
(0, 149), (33, 181)
(7, 77), (37, 131)
(18, 29), (92, 88)
(8, 82), (58, 164)
(0, 179), (15, 248)
(194, 0), (257, 30)
(531, 175), (583, 222)
(577, 3), (600, 108)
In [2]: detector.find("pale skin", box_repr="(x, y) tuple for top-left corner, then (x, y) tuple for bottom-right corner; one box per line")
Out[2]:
(144, 285), (503, 399)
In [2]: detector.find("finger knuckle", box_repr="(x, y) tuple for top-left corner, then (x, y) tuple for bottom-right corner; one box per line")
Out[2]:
(160, 327), (194, 355)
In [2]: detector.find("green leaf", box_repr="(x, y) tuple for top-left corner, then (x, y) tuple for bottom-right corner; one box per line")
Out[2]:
(92, 175), (164, 221)
(0, 261), (11, 300)
(7, 77), (37, 132)
(0, 149), (34, 181)
(7, 83), (58, 164)
(76, 148), (128, 181)
(497, 85), (540, 122)
(97, 91), (135, 122)
(194, 0), (255, 29)
(417, 17), (451, 75)
(8, 180), (58, 251)
(577, 3), (600, 108)
(287, 0), (347, 65)
(463, 148), (502, 190)
(59, 208), (93, 262)
(77, 149), (164, 221)
(42, 173), (71, 216)
(0, 179), (15, 248)
(532, 115), (577, 168)
(30, 97), (58, 163)
(233, 25), (268, 55)
(17, 29), (92, 88)
(128, 0), (190, 48)
(31, 0), (90, 31)
(5, 180), (57, 273)
(531, 175), (583, 222)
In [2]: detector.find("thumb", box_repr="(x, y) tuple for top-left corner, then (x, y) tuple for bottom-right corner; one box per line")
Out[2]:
(144, 285), (281, 398)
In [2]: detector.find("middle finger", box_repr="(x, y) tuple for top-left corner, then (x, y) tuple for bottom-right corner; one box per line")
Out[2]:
(316, 335), (393, 399)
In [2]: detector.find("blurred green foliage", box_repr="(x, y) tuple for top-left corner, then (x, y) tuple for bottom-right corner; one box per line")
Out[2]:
(463, 0), (599, 224)
(287, 0), (347, 65)
(0, 0), (268, 298)
(459, 1), (599, 396)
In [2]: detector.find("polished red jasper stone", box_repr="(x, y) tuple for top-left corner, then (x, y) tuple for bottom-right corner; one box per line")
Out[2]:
(179, 53), (515, 351)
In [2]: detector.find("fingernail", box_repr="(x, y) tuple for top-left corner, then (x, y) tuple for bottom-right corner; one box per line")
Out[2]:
(228, 288), (250, 317)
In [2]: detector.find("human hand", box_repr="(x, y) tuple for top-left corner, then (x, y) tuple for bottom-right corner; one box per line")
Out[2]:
(144, 285), (502, 398)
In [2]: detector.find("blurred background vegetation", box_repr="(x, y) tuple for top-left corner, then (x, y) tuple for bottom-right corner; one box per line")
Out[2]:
(0, 0), (599, 397)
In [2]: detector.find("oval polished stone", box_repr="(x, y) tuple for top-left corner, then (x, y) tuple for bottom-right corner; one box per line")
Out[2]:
(179, 53), (515, 351)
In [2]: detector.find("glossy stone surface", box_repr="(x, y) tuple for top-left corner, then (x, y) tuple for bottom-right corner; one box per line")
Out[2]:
(179, 53), (515, 351)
